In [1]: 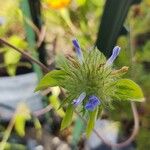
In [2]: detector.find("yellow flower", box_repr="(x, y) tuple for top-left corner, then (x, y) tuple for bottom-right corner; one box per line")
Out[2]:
(46, 0), (71, 9)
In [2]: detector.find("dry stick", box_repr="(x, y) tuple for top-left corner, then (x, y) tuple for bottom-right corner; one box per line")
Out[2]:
(0, 38), (49, 73)
(25, 17), (40, 36)
(33, 104), (52, 117)
(37, 25), (46, 48)
(0, 113), (16, 150)
(0, 38), (139, 148)
(25, 18), (46, 48)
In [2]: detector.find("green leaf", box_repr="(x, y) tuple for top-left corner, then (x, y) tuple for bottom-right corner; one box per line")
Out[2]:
(4, 35), (28, 76)
(86, 108), (98, 137)
(35, 70), (67, 91)
(115, 79), (145, 102)
(4, 50), (21, 76)
(96, 0), (141, 57)
(60, 105), (74, 130)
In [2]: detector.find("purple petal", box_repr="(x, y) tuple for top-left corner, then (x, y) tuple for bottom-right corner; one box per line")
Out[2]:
(72, 39), (84, 63)
(84, 103), (95, 111)
(85, 96), (101, 111)
(105, 46), (121, 66)
(72, 92), (86, 107)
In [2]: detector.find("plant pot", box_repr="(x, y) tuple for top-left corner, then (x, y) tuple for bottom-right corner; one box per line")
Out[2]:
(0, 72), (43, 120)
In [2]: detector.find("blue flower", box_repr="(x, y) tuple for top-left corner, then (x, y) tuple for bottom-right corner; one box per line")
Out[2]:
(72, 92), (86, 106)
(72, 39), (84, 64)
(105, 46), (121, 66)
(85, 96), (101, 111)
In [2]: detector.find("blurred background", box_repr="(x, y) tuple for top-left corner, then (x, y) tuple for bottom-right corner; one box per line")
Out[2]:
(0, 0), (150, 150)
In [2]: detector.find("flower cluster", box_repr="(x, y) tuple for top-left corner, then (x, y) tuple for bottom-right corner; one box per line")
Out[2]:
(71, 39), (120, 111)
(36, 38), (144, 134)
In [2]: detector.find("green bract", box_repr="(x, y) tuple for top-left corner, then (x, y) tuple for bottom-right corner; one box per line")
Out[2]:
(35, 48), (144, 136)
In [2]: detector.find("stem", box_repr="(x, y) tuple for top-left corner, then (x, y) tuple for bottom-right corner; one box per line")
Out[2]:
(94, 102), (139, 148)
(0, 114), (16, 150)
(0, 38), (139, 148)
(33, 104), (52, 117)
(0, 38), (49, 73)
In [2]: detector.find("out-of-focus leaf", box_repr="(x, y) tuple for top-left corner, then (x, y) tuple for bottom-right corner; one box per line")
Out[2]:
(4, 35), (28, 76)
(4, 50), (20, 76)
(0, 142), (26, 150)
(49, 93), (65, 118)
(14, 103), (31, 137)
(60, 8), (76, 32)
(115, 79), (145, 102)
(96, 0), (141, 57)
(61, 105), (74, 130)
(137, 41), (150, 62)
(86, 107), (98, 137)
(33, 117), (42, 138)
(76, 0), (86, 6)
(8, 35), (27, 49)
(35, 70), (67, 91)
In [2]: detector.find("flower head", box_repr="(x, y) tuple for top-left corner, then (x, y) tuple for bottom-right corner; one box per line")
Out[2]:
(85, 96), (101, 111)
(105, 46), (121, 66)
(72, 92), (86, 106)
(72, 39), (84, 64)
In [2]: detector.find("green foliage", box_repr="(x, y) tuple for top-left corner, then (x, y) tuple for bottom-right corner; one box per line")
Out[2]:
(14, 103), (31, 137)
(1, 35), (28, 76)
(76, 0), (86, 7)
(60, 105), (74, 130)
(86, 107), (98, 137)
(108, 100), (132, 121)
(137, 41), (150, 62)
(49, 95), (65, 117)
(49, 87), (65, 118)
(130, 0), (150, 36)
(136, 128), (150, 150)
(35, 70), (67, 91)
(115, 79), (145, 102)
(0, 0), (24, 37)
